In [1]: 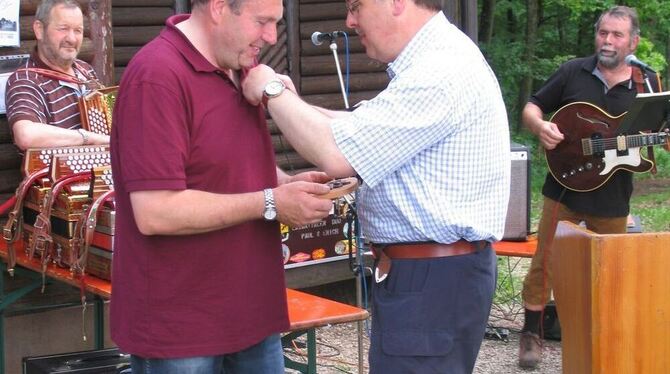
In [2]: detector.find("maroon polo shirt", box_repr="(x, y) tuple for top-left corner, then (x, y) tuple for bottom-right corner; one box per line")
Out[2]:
(110, 14), (288, 358)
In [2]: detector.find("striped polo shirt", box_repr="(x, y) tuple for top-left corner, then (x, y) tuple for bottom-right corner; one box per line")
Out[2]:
(4, 51), (98, 133)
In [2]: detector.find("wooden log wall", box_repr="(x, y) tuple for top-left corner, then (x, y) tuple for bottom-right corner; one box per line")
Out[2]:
(112, 0), (184, 83)
(0, 0), (476, 202)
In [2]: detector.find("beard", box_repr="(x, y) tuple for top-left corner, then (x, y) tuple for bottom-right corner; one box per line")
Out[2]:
(597, 50), (621, 69)
(42, 41), (79, 70)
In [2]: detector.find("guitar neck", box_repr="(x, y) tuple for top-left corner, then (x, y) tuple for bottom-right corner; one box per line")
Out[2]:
(583, 131), (669, 155)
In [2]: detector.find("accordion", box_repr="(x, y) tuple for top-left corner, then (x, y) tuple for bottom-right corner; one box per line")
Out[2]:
(78, 86), (117, 136)
(3, 146), (115, 281)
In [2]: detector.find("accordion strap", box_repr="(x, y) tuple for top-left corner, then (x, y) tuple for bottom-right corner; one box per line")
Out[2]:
(15, 62), (101, 88)
(30, 173), (92, 273)
(72, 189), (115, 275)
(2, 167), (49, 276)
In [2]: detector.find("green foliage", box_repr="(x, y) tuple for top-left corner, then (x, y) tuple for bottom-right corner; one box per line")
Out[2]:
(480, 41), (527, 115)
(636, 38), (667, 73)
(553, 0), (615, 18)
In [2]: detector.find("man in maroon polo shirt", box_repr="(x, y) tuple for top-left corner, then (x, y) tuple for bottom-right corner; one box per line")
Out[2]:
(110, 0), (334, 372)
(4, 0), (108, 150)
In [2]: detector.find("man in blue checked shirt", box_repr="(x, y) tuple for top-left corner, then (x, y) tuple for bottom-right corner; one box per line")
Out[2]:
(243, 0), (510, 372)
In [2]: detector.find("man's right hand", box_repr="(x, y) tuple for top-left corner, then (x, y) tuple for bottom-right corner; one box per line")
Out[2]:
(536, 120), (564, 150)
(273, 181), (333, 227)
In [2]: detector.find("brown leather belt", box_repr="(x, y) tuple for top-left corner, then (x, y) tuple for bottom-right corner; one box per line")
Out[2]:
(371, 240), (488, 283)
(377, 240), (487, 259)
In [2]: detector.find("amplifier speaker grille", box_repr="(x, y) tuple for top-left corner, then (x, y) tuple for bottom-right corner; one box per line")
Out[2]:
(503, 143), (530, 241)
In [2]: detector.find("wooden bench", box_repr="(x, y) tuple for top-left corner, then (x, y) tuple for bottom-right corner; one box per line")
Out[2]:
(0, 242), (369, 374)
(493, 236), (538, 258)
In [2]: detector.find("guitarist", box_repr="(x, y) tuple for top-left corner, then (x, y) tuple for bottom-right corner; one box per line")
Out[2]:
(517, 5), (663, 369)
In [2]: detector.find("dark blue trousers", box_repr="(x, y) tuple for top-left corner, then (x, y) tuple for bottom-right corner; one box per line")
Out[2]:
(369, 245), (496, 374)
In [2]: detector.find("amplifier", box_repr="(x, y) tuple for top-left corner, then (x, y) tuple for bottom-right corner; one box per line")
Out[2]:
(23, 348), (130, 374)
(503, 142), (531, 241)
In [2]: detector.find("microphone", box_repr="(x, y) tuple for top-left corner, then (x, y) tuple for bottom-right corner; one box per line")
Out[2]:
(625, 54), (656, 73)
(311, 31), (343, 46)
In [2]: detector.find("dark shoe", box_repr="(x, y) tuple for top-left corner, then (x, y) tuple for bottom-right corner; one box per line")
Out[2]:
(518, 331), (542, 368)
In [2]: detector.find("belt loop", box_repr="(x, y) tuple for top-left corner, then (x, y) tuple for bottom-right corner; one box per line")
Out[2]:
(370, 243), (386, 259)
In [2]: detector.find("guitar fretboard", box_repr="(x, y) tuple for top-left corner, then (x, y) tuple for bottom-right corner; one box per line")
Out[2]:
(582, 130), (669, 155)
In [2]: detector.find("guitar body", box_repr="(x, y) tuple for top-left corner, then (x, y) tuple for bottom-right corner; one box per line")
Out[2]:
(546, 102), (654, 192)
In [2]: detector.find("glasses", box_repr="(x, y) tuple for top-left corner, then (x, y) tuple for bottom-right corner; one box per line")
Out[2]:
(346, 0), (361, 14)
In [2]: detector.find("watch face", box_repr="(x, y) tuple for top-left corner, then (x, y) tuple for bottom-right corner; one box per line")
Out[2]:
(265, 80), (285, 97)
(264, 208), (277, 220)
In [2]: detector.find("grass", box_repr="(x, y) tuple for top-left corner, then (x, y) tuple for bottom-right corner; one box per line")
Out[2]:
(631, 188), (670, 232)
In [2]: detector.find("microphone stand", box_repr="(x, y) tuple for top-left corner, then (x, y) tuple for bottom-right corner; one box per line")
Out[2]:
(328, 40), (350, 109)
(327, 35), (364, 374)
(640, 68), (654, 93)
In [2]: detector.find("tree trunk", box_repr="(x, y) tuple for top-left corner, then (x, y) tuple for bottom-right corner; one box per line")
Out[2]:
(516, 0), (540, 131)
(479, 0), (496, 45)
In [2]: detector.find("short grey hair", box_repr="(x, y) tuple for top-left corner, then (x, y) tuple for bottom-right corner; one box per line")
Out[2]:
(35, 0), (82, 27)
(594, 5), (640, 38)
(192, 0), (244, 14)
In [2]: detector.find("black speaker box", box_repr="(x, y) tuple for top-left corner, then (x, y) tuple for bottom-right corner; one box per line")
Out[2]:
(23, 348), (130, 374)
(503, 142), (530, 241)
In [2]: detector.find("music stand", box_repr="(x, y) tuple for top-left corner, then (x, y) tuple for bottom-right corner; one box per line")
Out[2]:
(618, 91), (670, 134)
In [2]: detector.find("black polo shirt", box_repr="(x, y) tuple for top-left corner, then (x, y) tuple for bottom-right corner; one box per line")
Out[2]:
(529, 55), (660, 217)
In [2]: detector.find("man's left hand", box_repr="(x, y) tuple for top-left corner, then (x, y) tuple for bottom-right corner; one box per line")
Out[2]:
(242, 64), (279, 105)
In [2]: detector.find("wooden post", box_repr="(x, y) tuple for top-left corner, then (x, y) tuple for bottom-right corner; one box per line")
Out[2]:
(87, 0), (114, 85)
(285, 0), (301, 92)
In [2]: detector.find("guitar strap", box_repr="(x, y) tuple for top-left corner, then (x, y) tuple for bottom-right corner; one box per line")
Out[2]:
(632, 68), (663, 174)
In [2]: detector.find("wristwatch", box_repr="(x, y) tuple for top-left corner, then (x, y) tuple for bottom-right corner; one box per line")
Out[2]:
(263, 188), (277, 221)
(262, 79), (286, 106)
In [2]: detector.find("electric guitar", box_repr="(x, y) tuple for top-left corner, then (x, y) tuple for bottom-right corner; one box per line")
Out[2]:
(545, 102), (669, 192)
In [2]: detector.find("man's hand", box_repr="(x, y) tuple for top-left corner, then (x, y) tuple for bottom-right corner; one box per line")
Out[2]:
(274, 181), (333, 227)
(537, 121), (565, 150)
(242, 64), (280, 106)
(283, 171), (331, 184)
(276, 73), (297, 95)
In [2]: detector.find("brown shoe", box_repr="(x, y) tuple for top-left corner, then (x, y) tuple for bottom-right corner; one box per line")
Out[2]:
(518, 331), (542, 368)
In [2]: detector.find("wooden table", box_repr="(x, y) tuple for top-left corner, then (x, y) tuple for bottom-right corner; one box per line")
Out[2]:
(0, 241), (369, 374)
(493, 236), (538, 258)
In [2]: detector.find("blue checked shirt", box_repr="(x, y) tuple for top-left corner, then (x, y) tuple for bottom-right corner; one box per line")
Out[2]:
(331, 13), (511, 244)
